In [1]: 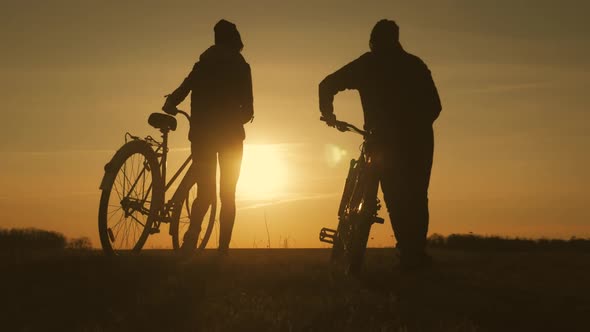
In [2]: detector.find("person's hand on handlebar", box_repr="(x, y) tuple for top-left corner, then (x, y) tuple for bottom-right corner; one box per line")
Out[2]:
(321, 113), (350, 132)
(162, 97), (179, 116)
(321, 113), (337, 127)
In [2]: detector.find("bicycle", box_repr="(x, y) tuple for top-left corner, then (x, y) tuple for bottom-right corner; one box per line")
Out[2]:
(97, 109), (217, 255)
(319, 117), (385, 275)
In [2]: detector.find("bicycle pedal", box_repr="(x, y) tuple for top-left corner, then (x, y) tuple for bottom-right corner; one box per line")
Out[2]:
(373, 217), (385, 224)
(319, 228), (337, 244)
(149, 228), (160, 234)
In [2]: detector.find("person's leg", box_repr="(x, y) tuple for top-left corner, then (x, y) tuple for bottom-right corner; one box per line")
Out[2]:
(382, 168), (431, 266)
(380, 157), (407, 253)
(408, 129), (434, 256)
(381, 130), (433, 265)
(217, 140), (243, 251)
(182, 144), (217, 250)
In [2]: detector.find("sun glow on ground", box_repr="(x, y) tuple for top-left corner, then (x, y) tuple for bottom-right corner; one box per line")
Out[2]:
(238, 144), (289, 200)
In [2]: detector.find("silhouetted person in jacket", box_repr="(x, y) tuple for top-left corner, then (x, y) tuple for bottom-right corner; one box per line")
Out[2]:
(319, 19), (441, 269)
(163, 19), (253, 253)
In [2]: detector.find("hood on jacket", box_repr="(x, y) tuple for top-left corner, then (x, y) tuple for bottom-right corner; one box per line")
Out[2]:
(214, 19), (244, 51)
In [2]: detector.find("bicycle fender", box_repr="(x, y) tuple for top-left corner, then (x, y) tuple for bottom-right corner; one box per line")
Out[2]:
(99, 162), (117, 190)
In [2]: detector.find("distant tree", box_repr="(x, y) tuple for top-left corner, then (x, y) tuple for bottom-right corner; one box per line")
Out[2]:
(67, 237), (92, 250)
(0, 228), (67, 251)
(427, 233), (445, 247)
(427, 233), (590, 252)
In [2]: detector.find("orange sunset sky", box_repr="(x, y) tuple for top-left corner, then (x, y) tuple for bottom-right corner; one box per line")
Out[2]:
(1, 0), (589, 248)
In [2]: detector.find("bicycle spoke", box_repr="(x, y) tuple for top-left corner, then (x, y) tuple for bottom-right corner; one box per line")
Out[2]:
(122, 156), (127, 199)
(112, 214), (126, 241)
(124, 212), (134, 249)
(113, 177), (124, 202)
(132, 218), (138, 248)
(141, 165), (146, 201)
(132, 156), (145, 199)
(107, 208), (122, 221)
(129, 155), (139, 198)
(123, 158), (149, 202)
(122, 219), (129, 249)
(111, 213), (127, 232)
(128, 212), (146, 228)
(120, 156), (136, 198)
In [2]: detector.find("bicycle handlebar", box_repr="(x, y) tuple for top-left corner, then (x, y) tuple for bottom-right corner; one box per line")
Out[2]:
(176, 109), (191, 122)
(163, 106), (191, 123)
(320, 116), (367, 136)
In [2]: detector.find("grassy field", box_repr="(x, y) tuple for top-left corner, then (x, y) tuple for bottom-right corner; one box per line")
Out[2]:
(1, 248), (589, 332)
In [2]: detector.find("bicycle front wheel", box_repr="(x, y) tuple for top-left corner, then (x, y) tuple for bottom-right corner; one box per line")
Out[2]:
(98, 140), (164, 255)
(346, 214), (372, 275)
(170, 183), (217, 250)
(331, 213), (372, 276)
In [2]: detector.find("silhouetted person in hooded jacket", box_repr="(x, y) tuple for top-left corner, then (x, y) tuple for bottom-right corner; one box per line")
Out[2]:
(163, 19), (253, 253)
(319, 19), (441, 269)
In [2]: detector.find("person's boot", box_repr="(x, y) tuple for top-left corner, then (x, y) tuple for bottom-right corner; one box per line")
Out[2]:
(218, 216), (234, 256)
(180, 229), (200, 255)
(218, 233), (230, 256)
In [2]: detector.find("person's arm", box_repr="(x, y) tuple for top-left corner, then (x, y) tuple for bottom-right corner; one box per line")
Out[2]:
(162, 63), (199, 113)
(318, 55), (365, 123)
(238, 63), (254, 124)
(417, 62), (442, 123)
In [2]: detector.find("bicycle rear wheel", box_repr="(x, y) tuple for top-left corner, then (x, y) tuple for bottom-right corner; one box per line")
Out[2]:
(98, 140), (164, 255)
(170, 183), (217, 250)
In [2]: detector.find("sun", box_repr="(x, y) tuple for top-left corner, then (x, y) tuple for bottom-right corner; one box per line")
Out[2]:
(238, 144), (289, 200)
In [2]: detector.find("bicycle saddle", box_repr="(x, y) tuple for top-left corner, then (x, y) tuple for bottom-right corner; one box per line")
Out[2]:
(148, 113), (177, 132)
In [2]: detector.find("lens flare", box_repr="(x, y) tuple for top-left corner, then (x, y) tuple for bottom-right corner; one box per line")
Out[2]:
(324, 144), (348, 167)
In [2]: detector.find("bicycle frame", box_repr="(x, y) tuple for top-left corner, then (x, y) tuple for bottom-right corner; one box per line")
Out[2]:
(342, 148), (378, 216)
(99, 107), (222, 253)
(318, 118), (386, 274)
(320, 119), (384, 244)
(128, 110), (200, 234)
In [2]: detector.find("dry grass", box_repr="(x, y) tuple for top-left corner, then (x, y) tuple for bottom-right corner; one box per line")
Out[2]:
(1, 248), (589, 331)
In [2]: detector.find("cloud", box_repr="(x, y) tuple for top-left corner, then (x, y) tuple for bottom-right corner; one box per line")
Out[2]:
(169, 142), (305, 154)
(462, 81), (554, 94)
(4, 191), (98, 200)
(5, 149), (115, 156)
(238, 192), (340, 210)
